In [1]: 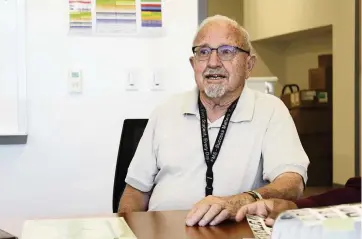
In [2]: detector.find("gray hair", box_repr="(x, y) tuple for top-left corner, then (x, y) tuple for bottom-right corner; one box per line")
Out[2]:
(193, 15), (253, 52)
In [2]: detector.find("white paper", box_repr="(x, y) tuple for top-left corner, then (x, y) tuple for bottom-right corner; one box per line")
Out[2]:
(246, 214), (272, 239)
(271, 203), (362, 239)
(22, 217), (137, 239)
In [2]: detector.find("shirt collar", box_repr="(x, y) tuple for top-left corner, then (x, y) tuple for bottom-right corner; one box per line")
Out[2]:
(181, 85), (255, 122)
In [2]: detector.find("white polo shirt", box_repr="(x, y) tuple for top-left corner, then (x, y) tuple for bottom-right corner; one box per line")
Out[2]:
(125, 85), (310, 211)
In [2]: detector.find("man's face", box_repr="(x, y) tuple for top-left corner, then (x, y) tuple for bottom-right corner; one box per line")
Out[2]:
(190, 22), (255, 98)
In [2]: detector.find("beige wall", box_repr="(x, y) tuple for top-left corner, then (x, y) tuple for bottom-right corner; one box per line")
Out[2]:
(360, 0), (362, 176)
(243, 0), (334, 41)
(207, 0), (243, 25)
(208, 0), (356, 184)
(251, 31), (333, 96)
(283, 32), (332, 92)
(332, 0), (356, 184)
(243, 0), (356, 184)
(251, 41), (285, 96)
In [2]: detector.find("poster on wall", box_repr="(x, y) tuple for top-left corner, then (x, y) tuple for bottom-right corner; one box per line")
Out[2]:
(95, 0), (137, 34)
(138, 0), (164, 37)
(140, 0), (162, 28)
(69, 0), (93, 34)
(68, 0), (165, 37)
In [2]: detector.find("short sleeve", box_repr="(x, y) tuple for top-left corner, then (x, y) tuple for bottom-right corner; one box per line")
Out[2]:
(124, 109), (160, 192)
(262, 99), (310, 184)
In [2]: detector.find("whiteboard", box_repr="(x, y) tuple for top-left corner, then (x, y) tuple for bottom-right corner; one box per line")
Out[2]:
(0, 0), (27, 143)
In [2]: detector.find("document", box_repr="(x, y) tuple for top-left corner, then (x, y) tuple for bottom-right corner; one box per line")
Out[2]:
(21, 217), (137, 239)
(95, 0), (137, 34)
(69, 0), (92, 34)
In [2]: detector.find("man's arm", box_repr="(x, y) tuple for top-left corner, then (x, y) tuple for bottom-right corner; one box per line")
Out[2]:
(235, 176), (362, 226)
(254, 172), (304, 200)
(226, 172), (304, 210)
(185, 172), (303, 226)
(118, 184), (151, 213)
(186, 98), (308, 227)
(120, 108), (160, 213)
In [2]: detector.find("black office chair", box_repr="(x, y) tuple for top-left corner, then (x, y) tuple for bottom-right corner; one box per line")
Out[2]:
(112, 119), (149, 213)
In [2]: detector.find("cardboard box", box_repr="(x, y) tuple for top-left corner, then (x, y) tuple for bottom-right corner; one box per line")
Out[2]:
(308, 66), (332, 91)
(318, 54), (332, 68)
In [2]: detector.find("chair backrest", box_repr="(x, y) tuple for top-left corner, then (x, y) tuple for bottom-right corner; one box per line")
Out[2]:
(112, 118), (149, 213)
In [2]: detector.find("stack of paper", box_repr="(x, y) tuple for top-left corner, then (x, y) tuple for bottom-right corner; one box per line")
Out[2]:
(271, 203), (361, 239)
(21, 217), (137, 239)
(246, 203), (361, 239)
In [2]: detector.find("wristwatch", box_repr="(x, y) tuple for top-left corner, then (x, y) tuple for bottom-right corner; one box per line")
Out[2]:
(245, 190), (263, 201)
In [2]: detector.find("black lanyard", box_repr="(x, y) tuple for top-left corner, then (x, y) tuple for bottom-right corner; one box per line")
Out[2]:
(198, 96), (239, 196)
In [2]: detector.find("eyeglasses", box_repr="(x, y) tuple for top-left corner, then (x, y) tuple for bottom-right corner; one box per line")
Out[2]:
(192, 45), (250, 61)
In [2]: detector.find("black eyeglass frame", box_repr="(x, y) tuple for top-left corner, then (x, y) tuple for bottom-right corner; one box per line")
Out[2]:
(191, 45), (250, 60)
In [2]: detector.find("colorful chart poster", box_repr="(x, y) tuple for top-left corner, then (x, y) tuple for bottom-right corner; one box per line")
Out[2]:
(141, 0), (162, 28)
(69, 0), (92, 34)
(96, 0), (137, 34)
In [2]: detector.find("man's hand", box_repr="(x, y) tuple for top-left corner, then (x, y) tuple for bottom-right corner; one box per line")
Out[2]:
(235, 199), (298, 226)
(185, 193), (255, 227)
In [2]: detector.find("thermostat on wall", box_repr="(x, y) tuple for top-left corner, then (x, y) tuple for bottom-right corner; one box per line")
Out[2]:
(68, 70), (82, 93)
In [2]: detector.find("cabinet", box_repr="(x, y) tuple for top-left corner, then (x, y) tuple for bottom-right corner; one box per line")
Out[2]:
(282, 54), (333, 186)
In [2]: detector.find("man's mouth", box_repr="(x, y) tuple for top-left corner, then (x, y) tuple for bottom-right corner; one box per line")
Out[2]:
(204, 74), (227, 80)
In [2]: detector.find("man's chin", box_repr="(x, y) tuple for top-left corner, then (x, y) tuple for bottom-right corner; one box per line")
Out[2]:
(204, 85), (226, 98)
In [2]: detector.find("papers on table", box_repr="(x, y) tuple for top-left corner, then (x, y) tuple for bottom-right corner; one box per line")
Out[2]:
(246, 203), (362, 239)
(272, 203), (361, 239)
(21, 217), (137, 239)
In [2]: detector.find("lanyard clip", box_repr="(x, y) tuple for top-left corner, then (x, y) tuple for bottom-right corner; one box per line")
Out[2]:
(205, 168), (214, 196)
(205, 186), (213, 196)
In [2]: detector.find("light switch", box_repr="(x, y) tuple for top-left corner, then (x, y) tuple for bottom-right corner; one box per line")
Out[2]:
(68, 70), (82, 93)
(151, 71), (164, 91)
(125, 72), (138, 91)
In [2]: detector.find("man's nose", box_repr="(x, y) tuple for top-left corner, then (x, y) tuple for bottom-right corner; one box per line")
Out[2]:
(207, 50), (222, 67)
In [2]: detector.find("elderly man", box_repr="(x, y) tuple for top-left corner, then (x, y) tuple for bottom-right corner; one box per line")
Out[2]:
(118, 15), (310, 227)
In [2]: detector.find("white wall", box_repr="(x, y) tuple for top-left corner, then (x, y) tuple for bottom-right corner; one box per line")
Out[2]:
(0, 0), (198, 236)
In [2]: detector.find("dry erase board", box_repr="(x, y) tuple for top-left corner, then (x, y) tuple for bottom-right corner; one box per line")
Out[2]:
(0, 0), (27, 144)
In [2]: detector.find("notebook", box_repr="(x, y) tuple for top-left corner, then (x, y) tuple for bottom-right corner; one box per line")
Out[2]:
(21, 217), (137, 239)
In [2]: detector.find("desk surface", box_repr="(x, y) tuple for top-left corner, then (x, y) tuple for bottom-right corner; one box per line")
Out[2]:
(118, 210), (254, 239)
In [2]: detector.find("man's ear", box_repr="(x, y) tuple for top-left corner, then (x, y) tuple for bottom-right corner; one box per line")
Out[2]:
(245, 54), (257, 79)
(189, 56), (195, 68)
(247, 54), (256, 72)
